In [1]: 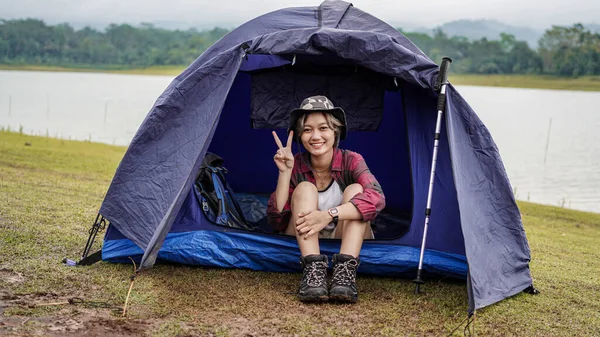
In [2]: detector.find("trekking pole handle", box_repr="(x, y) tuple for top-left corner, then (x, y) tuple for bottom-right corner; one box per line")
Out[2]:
(436, 57), (452, 111)
(435, 57), (452, 93)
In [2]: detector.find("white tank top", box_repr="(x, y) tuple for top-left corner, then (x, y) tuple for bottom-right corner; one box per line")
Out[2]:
(318, 180), (344, 231)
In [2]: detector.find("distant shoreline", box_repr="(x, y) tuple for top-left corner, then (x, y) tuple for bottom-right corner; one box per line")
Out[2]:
(450, 74), (600, 92)
(2, 64), (600, 92)
(0, 64), (182, 76)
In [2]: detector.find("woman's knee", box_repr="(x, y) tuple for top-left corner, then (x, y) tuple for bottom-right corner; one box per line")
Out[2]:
(293, 181), (318, 197)
(343, 183), (363, 202)
(292, 181), (318, 205)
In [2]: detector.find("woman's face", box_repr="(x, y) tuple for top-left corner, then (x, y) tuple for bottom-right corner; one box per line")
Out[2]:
(300, 112), (336, 157)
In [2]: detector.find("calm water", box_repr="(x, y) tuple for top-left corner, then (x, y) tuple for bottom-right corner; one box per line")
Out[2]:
(1, 70), (598, 213)
(457, 85), (600, 213)
(0, 70), (171, 145)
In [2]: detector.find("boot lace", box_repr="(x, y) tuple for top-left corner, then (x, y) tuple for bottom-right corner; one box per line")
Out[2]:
(303, 261), (328, 287)
(332, 259), (359, 286)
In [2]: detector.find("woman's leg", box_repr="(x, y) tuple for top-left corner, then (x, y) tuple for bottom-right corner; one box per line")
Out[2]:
(285, 182), (328, 302)
(334, 183), (370, 258)
(284, 181), (321, 257)
(329, 184), (367, 303)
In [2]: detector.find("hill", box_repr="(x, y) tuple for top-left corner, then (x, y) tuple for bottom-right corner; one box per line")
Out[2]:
(409, 19), (543, 47)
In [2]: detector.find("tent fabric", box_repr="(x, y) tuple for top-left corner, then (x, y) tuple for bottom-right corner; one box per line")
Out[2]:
(103, 188), (465, 278)
(445, 88), (533, 308)
(103, 231), (468, 279)
(250, 67), (389, 131)
(98, 0), (533, 312)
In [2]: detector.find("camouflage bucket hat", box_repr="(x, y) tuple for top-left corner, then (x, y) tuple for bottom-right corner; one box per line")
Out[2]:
(288, 95), (347, 140)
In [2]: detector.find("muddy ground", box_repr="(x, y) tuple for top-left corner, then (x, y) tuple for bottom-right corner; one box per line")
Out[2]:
(0, 267), (154, 337)
(1, 292), (146, 336)
(0, 266), (293, 337)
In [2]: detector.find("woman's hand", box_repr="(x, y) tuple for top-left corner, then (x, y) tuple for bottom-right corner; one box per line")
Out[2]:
(295, 210), (333, 239)
(272, 131), (294, 173)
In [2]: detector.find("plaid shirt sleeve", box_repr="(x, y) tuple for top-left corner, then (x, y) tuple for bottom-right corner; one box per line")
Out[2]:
(267, 184), (294, 232)
(345, 151), (386, 222)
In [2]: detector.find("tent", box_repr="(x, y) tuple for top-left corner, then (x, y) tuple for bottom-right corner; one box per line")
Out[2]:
(85, 0), (534, 313)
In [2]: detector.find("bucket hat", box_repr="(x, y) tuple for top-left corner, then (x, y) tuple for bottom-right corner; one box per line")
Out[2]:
(288, 95), (347, 140)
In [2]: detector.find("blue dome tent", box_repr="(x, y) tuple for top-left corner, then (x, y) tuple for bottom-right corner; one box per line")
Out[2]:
(79, 1), (534, 313)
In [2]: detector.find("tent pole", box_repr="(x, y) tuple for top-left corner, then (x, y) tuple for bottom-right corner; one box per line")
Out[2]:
(413, 57), (452, 294)
(81, 213), (107, 260)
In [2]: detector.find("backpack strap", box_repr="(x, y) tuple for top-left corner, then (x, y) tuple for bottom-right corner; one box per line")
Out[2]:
(210, 168), (229, 226)
(213, 167), (247, 222)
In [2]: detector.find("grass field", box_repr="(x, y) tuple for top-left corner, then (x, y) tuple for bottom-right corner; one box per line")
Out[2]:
(1, 131), (599, 336)
(0, 64), (184, 77)
(2, 64), (600, 91)
(451, 74), (600, 92)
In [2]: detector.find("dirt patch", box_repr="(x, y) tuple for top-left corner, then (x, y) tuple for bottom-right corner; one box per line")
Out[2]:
(1, 291), (67, 310)
(0, 288), (289, 337)
(0, 268), (24, 285)
(1, 314), (153, 337)
(0, 290), (157, 337)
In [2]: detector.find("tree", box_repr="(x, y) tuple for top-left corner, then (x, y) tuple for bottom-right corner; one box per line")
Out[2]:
(538, 24), (600, 76)
(500, 33), (542, 73)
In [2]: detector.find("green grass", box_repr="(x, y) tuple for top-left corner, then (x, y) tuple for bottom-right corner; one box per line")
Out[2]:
(3, 64), (600, 91)
(0, 64), (184, 76)
(1, 130), (599, 336)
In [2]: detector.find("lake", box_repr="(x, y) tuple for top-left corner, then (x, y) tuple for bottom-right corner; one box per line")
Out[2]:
(1, 70), (598, 214)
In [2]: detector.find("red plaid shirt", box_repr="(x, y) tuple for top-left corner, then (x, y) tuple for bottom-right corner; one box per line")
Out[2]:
(267, 148), (385, 232)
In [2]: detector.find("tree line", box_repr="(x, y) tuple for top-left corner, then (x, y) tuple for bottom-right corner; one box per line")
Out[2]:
(0, 19), (228, 68)
(1, 19), (599, 76)
(403, 24), (600, 76)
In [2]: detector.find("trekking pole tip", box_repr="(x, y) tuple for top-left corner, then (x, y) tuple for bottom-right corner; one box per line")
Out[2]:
(412, 276), (425, 294)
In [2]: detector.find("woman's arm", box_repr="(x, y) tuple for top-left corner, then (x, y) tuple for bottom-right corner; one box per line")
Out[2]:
(274, 170), (292, 212)
(346, 152), (386, 222)
(267, 131), (295, 231)
(267, 173), (295, 232)
(332, 202), (362, 221)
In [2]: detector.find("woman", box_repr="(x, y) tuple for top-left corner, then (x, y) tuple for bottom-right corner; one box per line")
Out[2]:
(267, 95), (385, 303)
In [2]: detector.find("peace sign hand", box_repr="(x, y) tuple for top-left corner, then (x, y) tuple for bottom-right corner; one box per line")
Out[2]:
(272, 131), (294, 173)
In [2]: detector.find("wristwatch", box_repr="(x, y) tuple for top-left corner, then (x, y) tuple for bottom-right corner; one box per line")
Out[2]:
(328, 207), (339, 225)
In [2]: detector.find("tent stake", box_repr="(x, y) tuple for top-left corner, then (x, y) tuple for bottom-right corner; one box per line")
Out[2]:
(122, 257), (138, 317)
(413, 57), (452, 294)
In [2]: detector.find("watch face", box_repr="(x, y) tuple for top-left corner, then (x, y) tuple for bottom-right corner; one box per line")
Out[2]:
(329, 207), (339, 216)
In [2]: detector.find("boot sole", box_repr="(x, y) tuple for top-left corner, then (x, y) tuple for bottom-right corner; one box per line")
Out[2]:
(329, 293), (357, 303)
(298, 295), (329, 303)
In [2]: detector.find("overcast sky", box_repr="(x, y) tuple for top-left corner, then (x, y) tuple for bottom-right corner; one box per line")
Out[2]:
(1, 0), (599, 30)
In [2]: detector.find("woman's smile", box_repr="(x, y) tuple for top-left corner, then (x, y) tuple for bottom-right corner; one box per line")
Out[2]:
(301, 113), (335, 157)
(309, 141), (326, 149)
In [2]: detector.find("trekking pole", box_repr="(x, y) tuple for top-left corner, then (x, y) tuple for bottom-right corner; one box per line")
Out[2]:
(413, 57), (452, 294)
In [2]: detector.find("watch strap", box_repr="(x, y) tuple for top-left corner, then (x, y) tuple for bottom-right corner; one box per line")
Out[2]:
(328, 207), (339, 225)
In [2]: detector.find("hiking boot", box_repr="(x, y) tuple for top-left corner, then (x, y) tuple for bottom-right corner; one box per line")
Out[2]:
(330, 253), (360, 303)
(298, 254), (329, 302)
